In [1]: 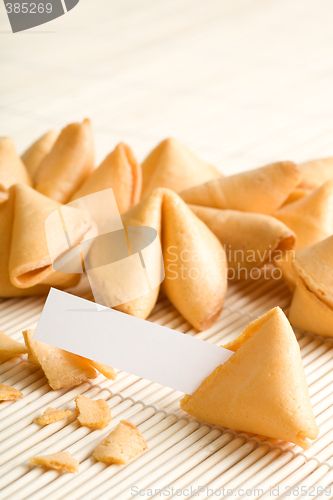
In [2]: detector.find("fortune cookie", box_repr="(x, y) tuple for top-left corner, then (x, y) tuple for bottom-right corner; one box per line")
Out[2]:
(7, 184), (94, 291)
(190, 205), (296, 278)
(0, 137), (32, 190)
(70, 142), (141, 213)
(180, 161), (300, 214)
(0, 186), (50, 297)
(141, 138), (221, 198)
(21, 130), (59, 181)
(35, 119), (94, 203)
(180, 307), (318, 449)
(162, 189), (227, 331)
(275, 181), (333, 289)
(89, 188), (227, 330)
(289, 236), (333, 337)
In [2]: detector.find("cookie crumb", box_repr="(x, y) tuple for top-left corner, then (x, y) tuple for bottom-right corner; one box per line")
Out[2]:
(75, 394), (111, 429)
(94, 420), (147, 464)
(29, 452), (79, 473)
(33, 407), (73, 425)
(0, 383), (23, 401)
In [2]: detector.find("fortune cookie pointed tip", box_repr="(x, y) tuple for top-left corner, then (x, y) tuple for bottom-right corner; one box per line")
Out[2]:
(141, 138), (221, 197)
(34, 119), (95, 203)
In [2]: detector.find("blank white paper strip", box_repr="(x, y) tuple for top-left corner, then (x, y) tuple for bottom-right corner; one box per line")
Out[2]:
(33, 288), (234, 394)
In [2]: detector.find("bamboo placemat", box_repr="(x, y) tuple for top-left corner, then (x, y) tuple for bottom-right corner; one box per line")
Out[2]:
(1, 0), (333, 497)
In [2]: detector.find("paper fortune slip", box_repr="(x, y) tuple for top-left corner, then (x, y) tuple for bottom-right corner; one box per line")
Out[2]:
(34, 288), (233, 393)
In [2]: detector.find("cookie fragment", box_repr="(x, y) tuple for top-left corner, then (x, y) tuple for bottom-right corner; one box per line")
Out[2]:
(33, 407), (73, 426)
(86, 359), (116, 380)
(94, 421), (147, 464)
(22, 329), (97, 390)
(22, 330), (116, 390)
(75, 394), (111, 429)
(29, 452), (79, 473)
(0, 383), (23, 401)
(0, 330), (28, 357)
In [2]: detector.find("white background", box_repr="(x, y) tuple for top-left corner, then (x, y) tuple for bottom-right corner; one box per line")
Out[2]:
(1, 0), (333, 174)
